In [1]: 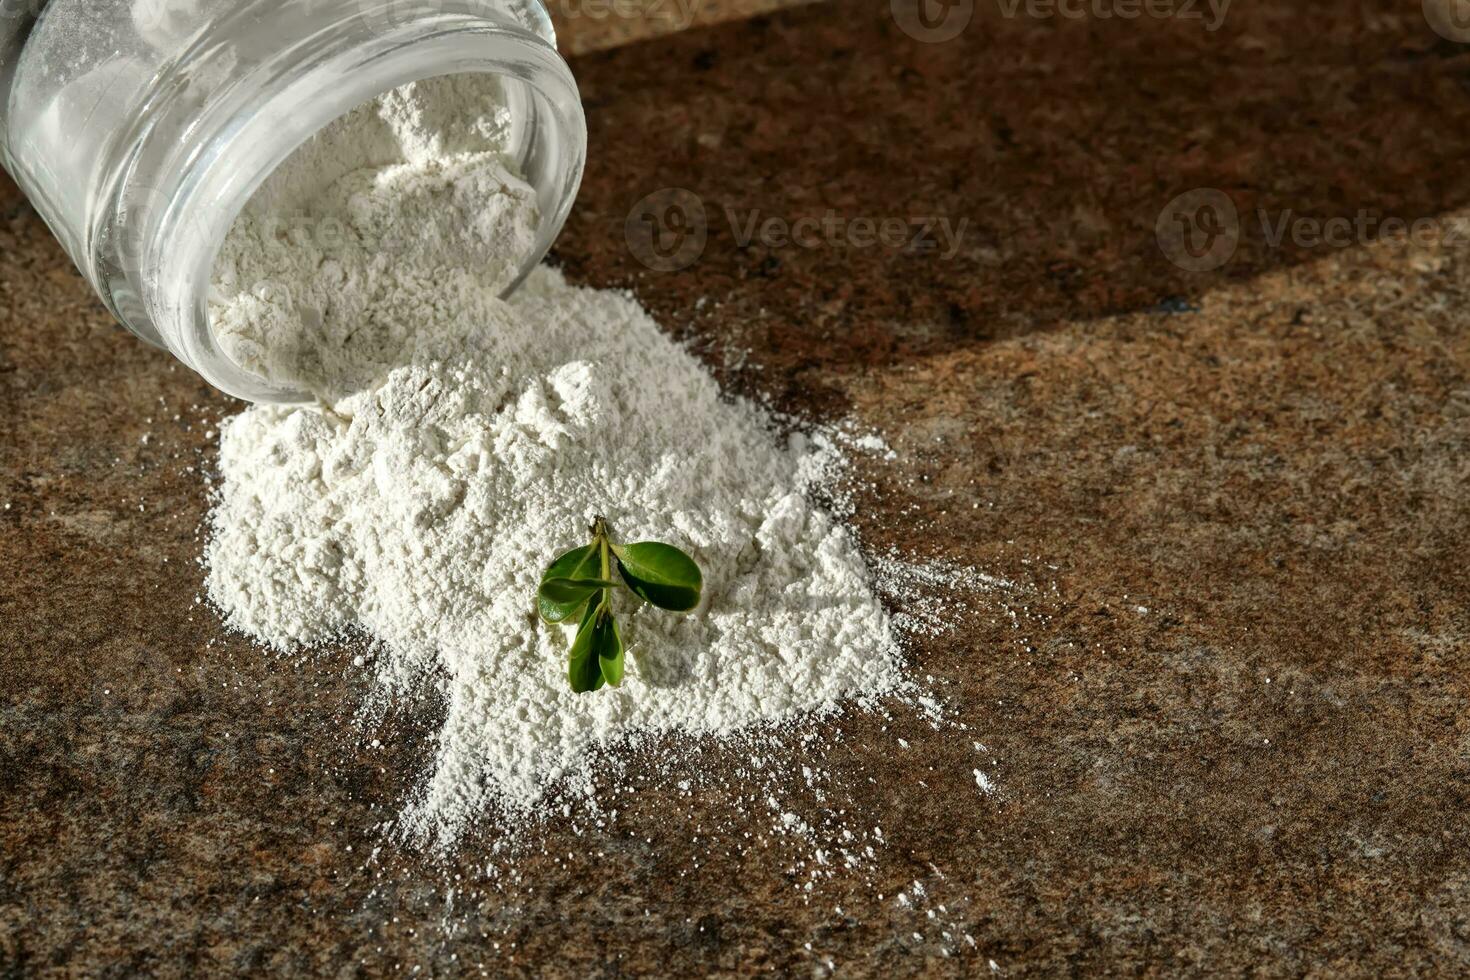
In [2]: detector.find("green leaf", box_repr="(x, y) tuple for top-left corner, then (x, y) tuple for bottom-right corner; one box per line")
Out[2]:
(567, 603), (624, 694)
(614, 541), (703, 612)
(598, 612), (625, 687)
(543, 542), (604, 584)
(538, 543), (601, 623)
(567, 604), (606, 694)
(539, 577), (619, 607)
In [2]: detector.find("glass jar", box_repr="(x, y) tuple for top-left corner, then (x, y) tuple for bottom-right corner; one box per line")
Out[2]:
(0, 0), (585, 402)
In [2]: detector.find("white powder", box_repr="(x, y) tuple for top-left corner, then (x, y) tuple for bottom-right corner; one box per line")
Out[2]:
(204, 77), (906, 847)
(209, 75), (538, 400)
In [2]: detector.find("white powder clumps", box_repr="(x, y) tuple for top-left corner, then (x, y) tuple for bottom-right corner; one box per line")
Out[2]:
(204, 77), (905, 847)
(209, 75), (538, 400)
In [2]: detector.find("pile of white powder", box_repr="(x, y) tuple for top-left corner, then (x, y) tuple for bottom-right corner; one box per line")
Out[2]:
(204, 75), (906, 847)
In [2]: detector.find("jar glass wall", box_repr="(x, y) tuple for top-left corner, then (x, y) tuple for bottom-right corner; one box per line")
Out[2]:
(0, 0), (585, 402)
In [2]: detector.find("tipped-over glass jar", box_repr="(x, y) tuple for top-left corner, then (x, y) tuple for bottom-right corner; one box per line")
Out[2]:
(0, 0), (585, 402)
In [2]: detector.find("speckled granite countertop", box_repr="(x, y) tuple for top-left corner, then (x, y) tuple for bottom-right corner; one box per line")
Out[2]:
(6, 1), (1470, 975)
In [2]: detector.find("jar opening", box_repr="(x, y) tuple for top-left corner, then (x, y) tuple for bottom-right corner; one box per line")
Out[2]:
(115, 11), (585, 403)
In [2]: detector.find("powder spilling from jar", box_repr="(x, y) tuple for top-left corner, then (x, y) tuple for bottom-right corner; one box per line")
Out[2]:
(203, 76), (907, 848)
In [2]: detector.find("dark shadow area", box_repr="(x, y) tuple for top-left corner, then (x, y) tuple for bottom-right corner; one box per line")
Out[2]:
(556, 0), (1470, 407)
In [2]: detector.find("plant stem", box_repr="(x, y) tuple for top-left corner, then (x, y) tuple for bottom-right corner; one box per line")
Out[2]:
(595, 517), (612, 623)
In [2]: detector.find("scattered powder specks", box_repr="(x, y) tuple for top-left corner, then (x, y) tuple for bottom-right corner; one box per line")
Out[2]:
(872, 550), (1023, 639)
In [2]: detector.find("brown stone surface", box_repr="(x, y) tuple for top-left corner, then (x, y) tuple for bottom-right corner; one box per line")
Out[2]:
(6, 0), (1470, 975)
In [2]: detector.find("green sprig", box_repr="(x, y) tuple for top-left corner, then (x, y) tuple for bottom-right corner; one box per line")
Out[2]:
(537, 517), (703, 694)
